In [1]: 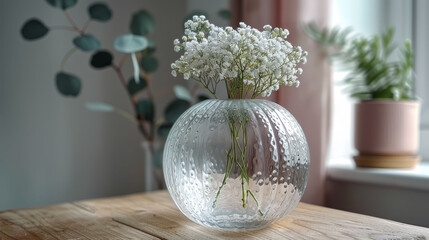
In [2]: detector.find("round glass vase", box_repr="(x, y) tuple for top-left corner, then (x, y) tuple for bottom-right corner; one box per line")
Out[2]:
(163, 99), (310, 230)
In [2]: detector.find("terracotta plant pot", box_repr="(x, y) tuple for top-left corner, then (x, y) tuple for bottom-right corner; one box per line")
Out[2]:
(354, 100), (420, 167)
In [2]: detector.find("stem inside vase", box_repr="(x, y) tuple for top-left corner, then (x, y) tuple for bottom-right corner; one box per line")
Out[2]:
(212, 109), (263, 216)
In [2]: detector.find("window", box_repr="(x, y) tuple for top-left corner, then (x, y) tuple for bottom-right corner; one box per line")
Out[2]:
(328, 0), (427, 161)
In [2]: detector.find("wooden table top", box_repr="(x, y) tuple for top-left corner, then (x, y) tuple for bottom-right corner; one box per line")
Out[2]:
(0, 190), (428, 240)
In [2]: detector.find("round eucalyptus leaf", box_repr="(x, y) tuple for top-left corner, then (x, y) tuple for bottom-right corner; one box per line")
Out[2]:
(85, 102), (114, 112)
(88, 3), (112, 22)
(128, 76), (147, 95)
(157, 123), (173, 139)
(45, 0), (77, 9)
(55, 72), (81, 97)
(197, 94), (210, 102)
(140, 56), (158, 73)
(73, 34), (100, 52)
(114, 34), (148, 53)
(217, 9), (232, 21)
(183, 10), (208, 25)
(130, 10), (155, 36)
(153, 147), (164, 169)
(173, 85), (192, 102)
(165, 99), (190, 123)
(21, 19), (49, 40)
(136, 99), (155, 122)
(90, 50), (113, 68)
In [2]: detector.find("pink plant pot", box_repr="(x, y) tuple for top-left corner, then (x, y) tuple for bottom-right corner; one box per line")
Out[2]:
(354, 100), (420, 155)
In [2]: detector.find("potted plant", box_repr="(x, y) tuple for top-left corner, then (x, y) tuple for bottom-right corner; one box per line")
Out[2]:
(305, 24), (420, 168)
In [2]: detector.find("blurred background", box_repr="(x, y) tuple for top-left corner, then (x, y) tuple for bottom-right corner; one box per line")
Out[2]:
(0, 0), (229, 210)
(1, 0), (428, 228)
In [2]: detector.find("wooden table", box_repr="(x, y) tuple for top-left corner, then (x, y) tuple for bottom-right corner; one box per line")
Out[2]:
(1, 190), (428, 239)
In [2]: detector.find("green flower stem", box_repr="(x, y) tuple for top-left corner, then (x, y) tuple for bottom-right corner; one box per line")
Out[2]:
(248, 190), (264, 216)
(241, 174), (245, 208)
(212, 114), (261, 215)
(212, 148), (233, 208)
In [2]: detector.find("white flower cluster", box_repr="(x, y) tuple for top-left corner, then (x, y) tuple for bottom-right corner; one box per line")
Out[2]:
(171, 16), (307, 98)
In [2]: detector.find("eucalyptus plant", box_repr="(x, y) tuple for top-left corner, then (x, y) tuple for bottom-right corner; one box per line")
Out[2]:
(304, 23), (415, 100)
(20, 0), (211, 170)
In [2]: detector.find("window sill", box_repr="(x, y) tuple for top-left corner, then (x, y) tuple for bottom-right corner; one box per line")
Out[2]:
(327, 158), (429, 191)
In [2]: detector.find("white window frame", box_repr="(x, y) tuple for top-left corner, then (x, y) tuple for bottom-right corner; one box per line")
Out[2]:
(414, 0), (429, 160)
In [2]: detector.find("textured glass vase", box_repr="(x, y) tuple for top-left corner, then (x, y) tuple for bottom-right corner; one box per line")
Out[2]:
(163, 99), (309, 229)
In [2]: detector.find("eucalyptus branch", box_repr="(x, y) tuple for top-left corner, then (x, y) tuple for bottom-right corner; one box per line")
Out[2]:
(60, 47), (77, 70)
(113, 108), (138, 124)
(50, 25), (78, 32)
(111, 63), (152, 141)
(81, 19), (92, 33)
(118, 54), (129, 69)
(137, 52), (155, 100)
(63, 10), (83, 35)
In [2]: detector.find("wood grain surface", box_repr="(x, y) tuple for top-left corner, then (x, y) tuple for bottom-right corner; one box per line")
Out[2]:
(1, 190), (428, 239)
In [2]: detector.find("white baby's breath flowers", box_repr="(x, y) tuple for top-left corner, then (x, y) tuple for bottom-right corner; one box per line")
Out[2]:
(171, 16), (307, 99)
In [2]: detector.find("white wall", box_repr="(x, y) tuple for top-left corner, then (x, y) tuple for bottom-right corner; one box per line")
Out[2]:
(0, 0), (231, 211)
(0, 0), (189, 210)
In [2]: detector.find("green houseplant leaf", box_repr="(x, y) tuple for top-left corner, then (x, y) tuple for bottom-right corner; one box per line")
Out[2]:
(173, 85), (192, 102)
(305, 23), (415, 101)
(140, 55), (158, 73)
(128, 76), (147, 95)
(85, 102), (114, 112)
(45, 0), (77, 10)
(90, 50), (113, 68)
(113, 34), (148, 53)
(165, 99), (190, 123)
(55, 72), (81, 97)
(218, 9), (231, 21)
(88, 3), (112, 22)
(21, 19), (49, 40)
(157, 123), (173, 139)
(130, 10), (155, 36)
(197, 94), (210, 102)
(73, 34), (100, 52)
(136, 99), (155, 122)
(114, 34), (148, 83)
